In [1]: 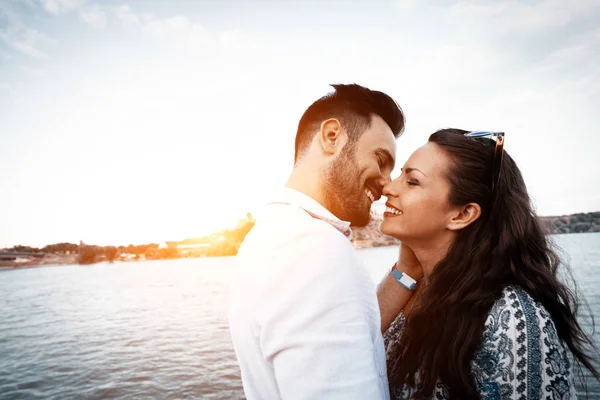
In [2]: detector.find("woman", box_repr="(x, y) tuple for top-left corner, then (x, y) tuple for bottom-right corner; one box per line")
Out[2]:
(376, 129), (599, 399)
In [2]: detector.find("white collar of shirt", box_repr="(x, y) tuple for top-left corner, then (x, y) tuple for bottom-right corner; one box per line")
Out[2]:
(266, 187), (353, 240)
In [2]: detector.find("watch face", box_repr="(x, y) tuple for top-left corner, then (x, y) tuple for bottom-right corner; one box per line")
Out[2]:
(393, 270), (416, 290)
(399, 274), (416, 290)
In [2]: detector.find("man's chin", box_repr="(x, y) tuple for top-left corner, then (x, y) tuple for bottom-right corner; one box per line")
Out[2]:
(349, 212), (371, 227)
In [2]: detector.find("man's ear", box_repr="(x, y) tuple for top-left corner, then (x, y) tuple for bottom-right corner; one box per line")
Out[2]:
(447, 203), (481, 231)
(318, 118), (346, 155)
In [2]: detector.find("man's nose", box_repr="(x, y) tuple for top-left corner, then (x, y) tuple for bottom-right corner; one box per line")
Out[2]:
(377, 173), (392, 188)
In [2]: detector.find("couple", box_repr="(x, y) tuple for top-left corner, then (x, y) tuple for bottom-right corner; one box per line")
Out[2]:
(228, 84), (598, 399)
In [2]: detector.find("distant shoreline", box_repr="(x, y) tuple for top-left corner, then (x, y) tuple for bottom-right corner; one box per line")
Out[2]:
(1, 211), (598, 271)
(2, 231), (599, 272)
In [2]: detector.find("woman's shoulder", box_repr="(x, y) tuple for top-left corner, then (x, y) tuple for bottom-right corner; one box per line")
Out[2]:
(484, 285), (546, 324)
(482, 285), (566, 339)
(473, 285), (576, 399)
(481, 284), (570, 363)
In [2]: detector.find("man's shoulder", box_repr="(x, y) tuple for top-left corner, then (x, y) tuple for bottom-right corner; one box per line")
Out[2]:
(236, 204), (363, 281)
(245, 203), (354, 251)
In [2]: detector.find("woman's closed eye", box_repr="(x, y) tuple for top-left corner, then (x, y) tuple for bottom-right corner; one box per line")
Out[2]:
(399, 168), (420, 187)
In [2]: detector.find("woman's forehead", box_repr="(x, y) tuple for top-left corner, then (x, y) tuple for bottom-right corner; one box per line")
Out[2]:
(405, 143), (450, 177)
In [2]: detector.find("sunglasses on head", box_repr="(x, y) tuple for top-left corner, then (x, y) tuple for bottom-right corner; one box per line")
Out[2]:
(463, 131), (505, 192)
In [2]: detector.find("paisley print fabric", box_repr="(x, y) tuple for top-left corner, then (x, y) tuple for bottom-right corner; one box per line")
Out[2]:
(384, 286), (577, 399)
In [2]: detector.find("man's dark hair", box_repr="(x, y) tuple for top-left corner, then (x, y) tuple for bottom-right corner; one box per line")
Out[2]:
(294, 83), (405, 163)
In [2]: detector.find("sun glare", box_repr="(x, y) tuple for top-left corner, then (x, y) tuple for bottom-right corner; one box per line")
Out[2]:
(19, 56), (286, 249)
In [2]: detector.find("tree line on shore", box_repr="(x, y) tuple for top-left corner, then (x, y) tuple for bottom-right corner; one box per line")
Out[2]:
(6, 242), (182, 264)
(541, 211), (600, 234)
(2, 211), (598, 265)
(3, 216), (256, 265)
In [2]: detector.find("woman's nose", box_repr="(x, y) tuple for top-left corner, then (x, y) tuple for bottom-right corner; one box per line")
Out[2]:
(382, 180), (398, 198)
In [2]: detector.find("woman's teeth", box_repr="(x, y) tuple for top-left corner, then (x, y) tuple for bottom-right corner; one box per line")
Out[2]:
(385, 206), (402, 215)
(365, 189), (375, 202)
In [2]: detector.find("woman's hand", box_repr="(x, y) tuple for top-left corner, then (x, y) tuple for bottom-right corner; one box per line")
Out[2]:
(377, 242), (423, 333)
(397, 242), (424, 282)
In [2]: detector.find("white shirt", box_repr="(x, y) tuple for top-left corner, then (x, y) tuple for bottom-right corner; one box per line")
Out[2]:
(228, 187), (390, 400)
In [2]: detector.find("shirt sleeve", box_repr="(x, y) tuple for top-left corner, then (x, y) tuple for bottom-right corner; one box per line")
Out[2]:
(257, 228), (389, 400)
(471, 286), (577, 399)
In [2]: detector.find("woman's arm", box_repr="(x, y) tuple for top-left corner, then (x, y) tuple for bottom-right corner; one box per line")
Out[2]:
(377, 242), (423, 334)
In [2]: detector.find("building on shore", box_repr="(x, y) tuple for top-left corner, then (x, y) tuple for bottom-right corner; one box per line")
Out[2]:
(165, 238), (211, 256)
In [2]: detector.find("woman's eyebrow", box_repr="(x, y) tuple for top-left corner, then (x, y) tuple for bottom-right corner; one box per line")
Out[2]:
(404, 167), (427, 177)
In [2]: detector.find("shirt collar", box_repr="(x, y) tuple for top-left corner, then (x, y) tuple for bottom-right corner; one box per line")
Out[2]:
(266, 187), (353, 240)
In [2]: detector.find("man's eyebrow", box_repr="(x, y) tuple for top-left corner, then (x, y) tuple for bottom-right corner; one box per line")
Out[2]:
(373, 148), (395, 169)
(404, 167), (428, 177)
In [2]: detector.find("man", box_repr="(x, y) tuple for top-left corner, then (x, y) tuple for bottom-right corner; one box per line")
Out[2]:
(228, 83), (405, 399)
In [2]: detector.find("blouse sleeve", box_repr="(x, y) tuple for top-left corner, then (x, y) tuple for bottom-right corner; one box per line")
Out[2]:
(471, 286), (577, 399)
(383, 311), (407, 358)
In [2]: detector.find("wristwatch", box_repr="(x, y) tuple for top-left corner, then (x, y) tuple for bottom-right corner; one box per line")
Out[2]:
(391, 264), (417, 291)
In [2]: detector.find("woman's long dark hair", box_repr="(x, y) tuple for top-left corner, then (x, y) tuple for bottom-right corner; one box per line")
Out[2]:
(387, 129), (599, 398)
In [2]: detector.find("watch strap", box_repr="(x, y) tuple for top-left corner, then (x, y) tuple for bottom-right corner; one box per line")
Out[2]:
(391, 266), (417, 291)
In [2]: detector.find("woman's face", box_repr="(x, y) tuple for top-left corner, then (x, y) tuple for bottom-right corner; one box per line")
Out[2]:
(380, 142), (458, 243)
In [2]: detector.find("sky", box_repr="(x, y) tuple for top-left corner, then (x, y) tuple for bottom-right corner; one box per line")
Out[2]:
(1, 0), (599, 248)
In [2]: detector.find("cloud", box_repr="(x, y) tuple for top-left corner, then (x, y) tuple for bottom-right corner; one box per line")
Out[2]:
(0, 48), (15, 61)
(7, 1), (254, 58)
(111, 4), (213, 51)
(114, 4), (141, 30)
(18, 64), (48, 77)
(446, 0), (600, 33)
(141, 15), (206, 44)
(397, 0), (600, 32)
(0, 3), (48, 59)
(391, 0), (600, 101)
(37, 0), (107, 29)
(104, 3), (264, 60)
(80, 4), (106, 28)
(39, 0), (84, 15)
(0, 22), (49, 59)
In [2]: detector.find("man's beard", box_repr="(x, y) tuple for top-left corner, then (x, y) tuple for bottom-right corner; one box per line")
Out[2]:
(322, 143), (371, 227)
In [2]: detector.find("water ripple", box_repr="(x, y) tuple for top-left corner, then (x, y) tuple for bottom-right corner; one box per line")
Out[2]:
(1, 236), (599, 399)
(0, 258), (246, 400)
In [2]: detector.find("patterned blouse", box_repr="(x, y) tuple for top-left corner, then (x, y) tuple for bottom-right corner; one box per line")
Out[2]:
(383, 285), (577, 399)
